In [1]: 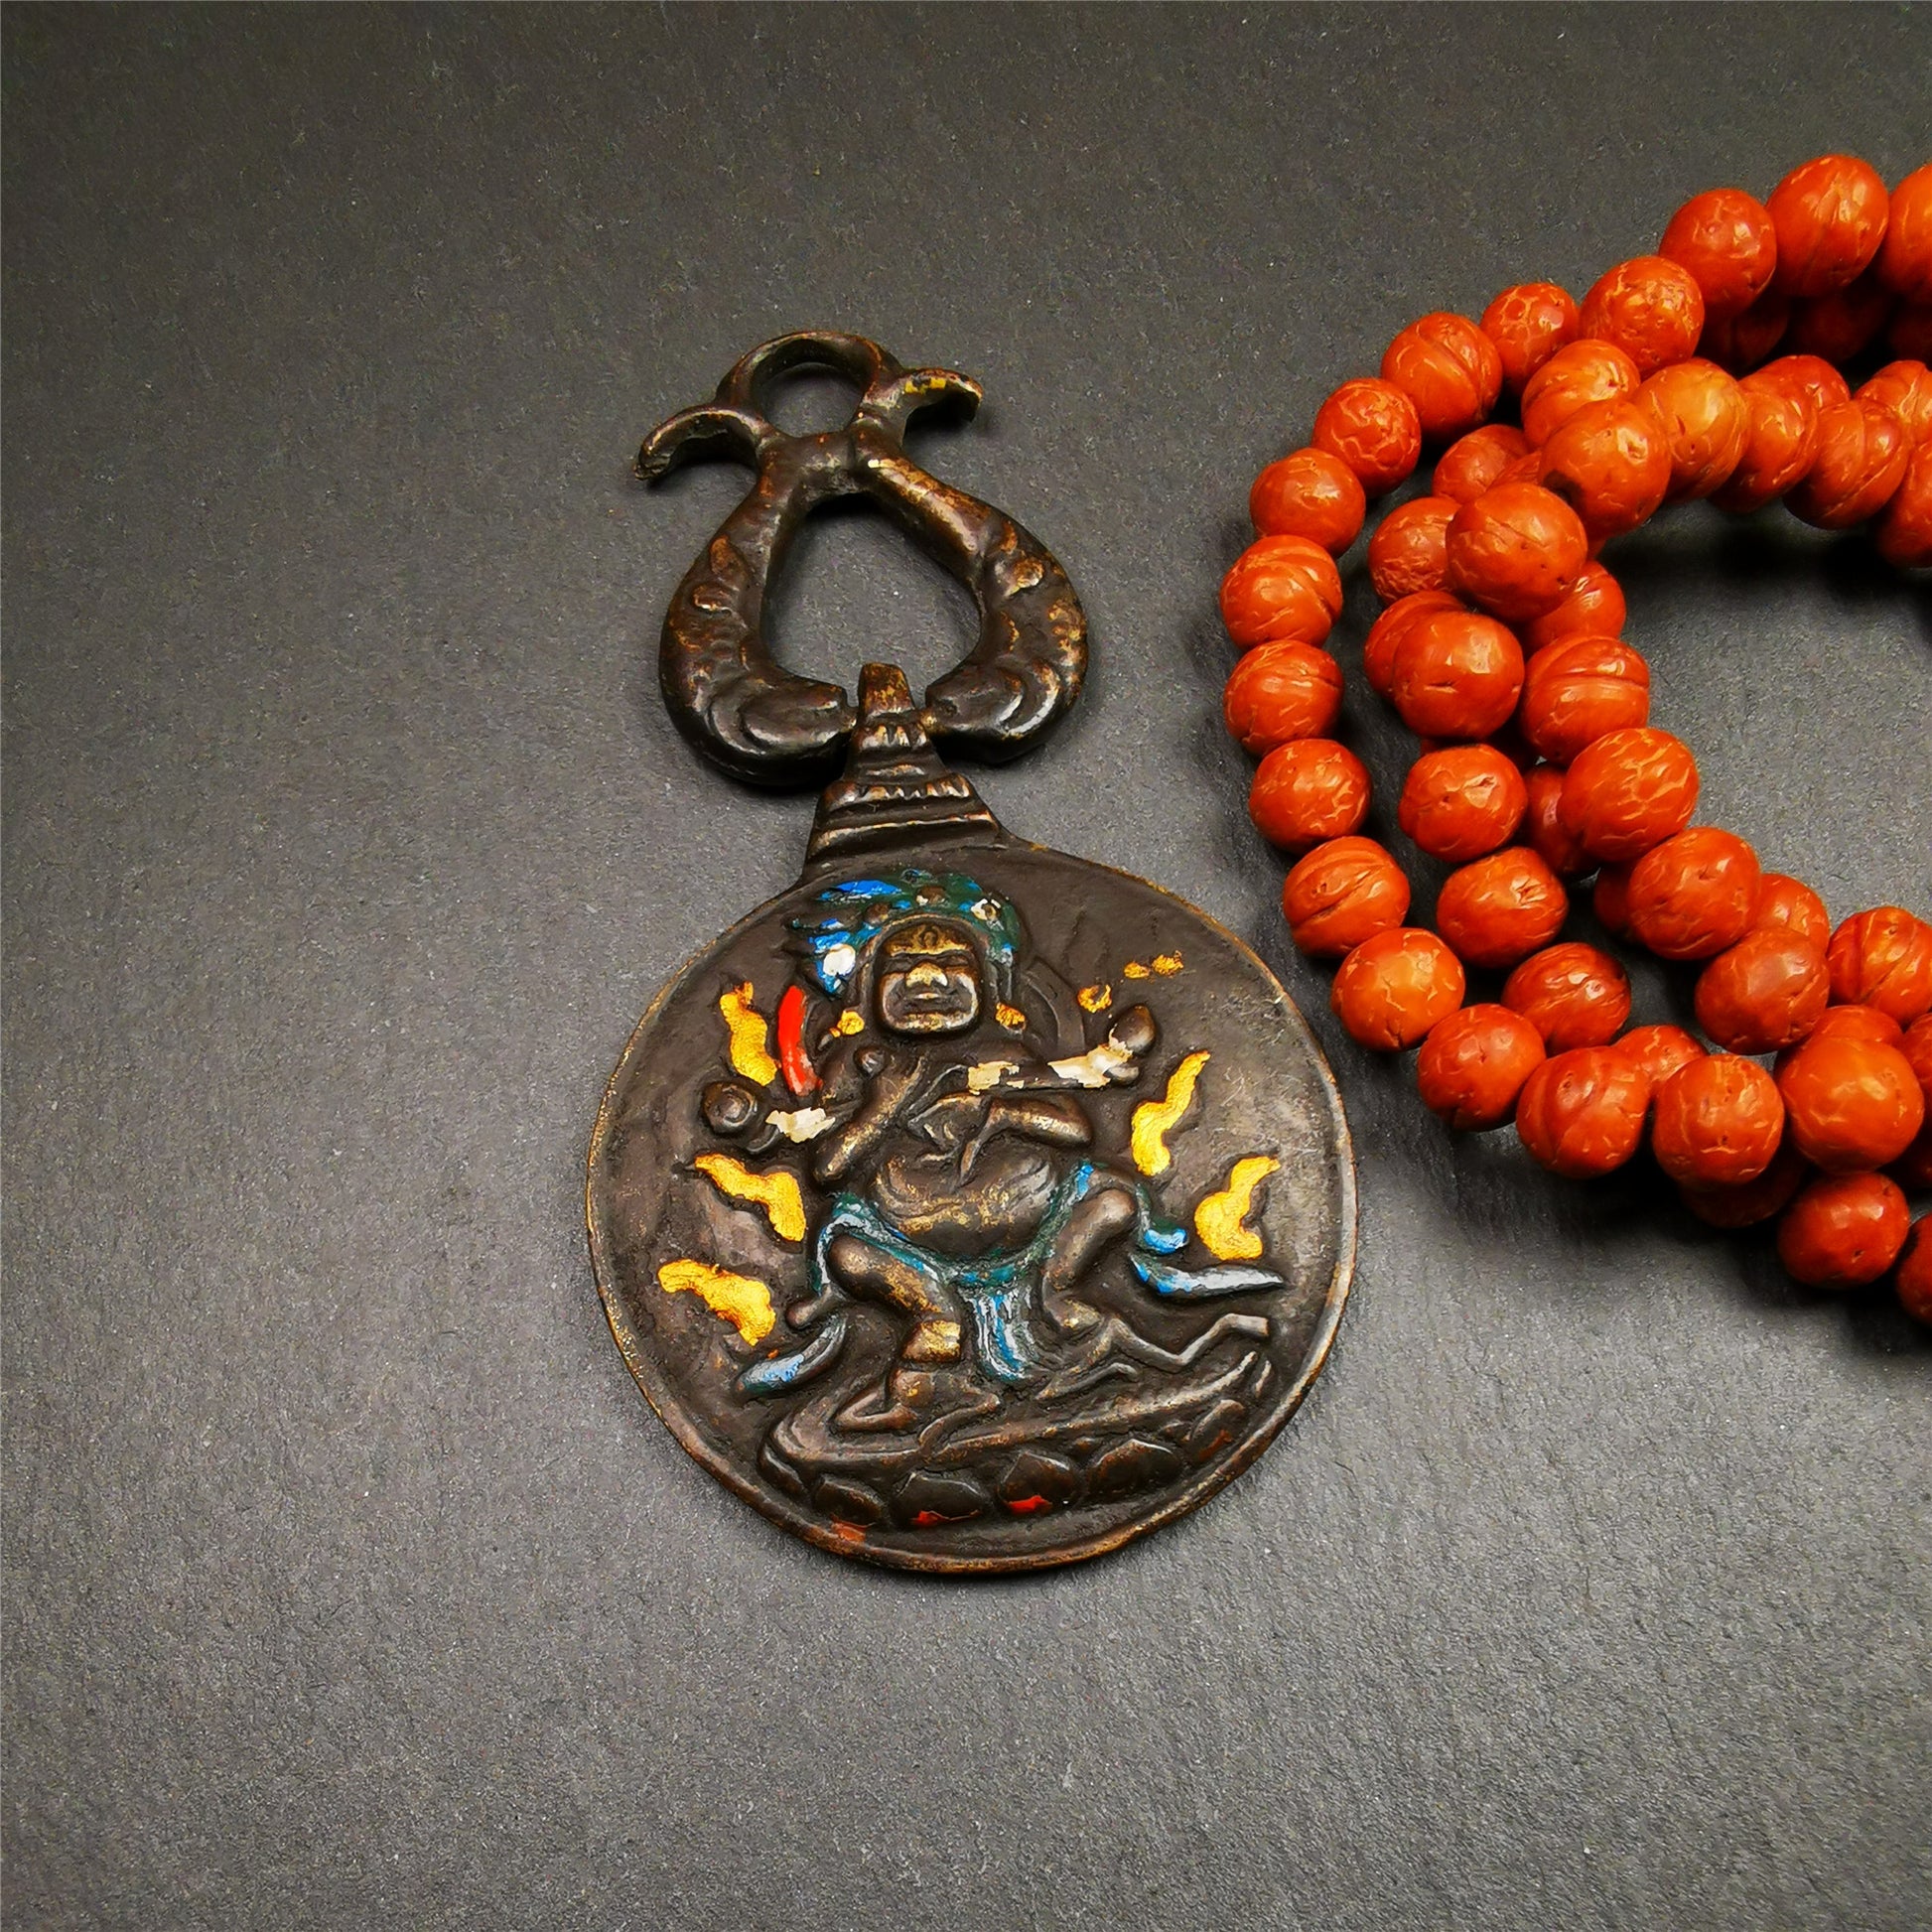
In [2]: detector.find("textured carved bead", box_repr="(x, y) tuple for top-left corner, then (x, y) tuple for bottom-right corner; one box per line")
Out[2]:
(1479, 282), (1582, 395)
(1222, 640), (1345, 754)
(1659, 187), (1778, 319)
(1433, 425), (1532, 504)
(1435, 847), (1571, 969)
(1397, 744), (1528, 862)
(1515, 1046), (1651, 1178)
(1826, 907), (1932, 1023)
(1416, 1004), (1547, 1131)
(1624, 826), (1761, 961)
(1330, 928), (1465, 1050)
(1311, 377), (1423, 496)
(1519, 635), (1651, 765)
(1521, 340), (1644, 446)
(1367, 495), (1456, 601)
(1444, 483), (1588, 622)
(1249, 446), (1367, 552)
(1519, 561), (1626, 653)
(1767, 153), (1890, 298)
(1776, 1172), (1910, 1288)
(1248, 738), (1370, 852)
(1533, 397), (1672, 542)
(1220, 534), (1346, 649)
(1775, 1035), (1925, 1173)
(1651, 1054), (1785, 1186)
(1388, 608), (1525, 739)
(1502, 943), (1633, 1050)
(1282, 836), (1412, 958)
(1694, 928), (1830, 1053)
(1580, 254), (1707, 376)
(1381, 312), (1504, 441)
(1556, 728), (1700, 863)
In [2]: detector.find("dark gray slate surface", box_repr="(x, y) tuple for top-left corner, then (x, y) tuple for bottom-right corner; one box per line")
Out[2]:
(4, 6), (1928, 1927)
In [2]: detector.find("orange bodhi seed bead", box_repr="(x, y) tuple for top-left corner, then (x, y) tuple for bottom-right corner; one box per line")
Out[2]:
(1445, 483), (1587, 623)
(1515, 1046), (1651, 1178)
(1433, 425), (1532, 504)
(1534, 398), (1672, 543)
(1397, 744), (1527, 862)
(1557, 727), (1700, 863)
(1249, 446), (1367, 552)
(1367, 495), (1456, 602)
(1362, 589), (1461, 700)
(1521, 764), (1593, 879)
(1680, 1140), (1808, 1229)
(1775, 1035), (1925, 1173)
(1388, 609), (1524, 740)
(1877, 163), (1932, 305)
(1282, 837), (1412, 958)
(1659, 187), (1778, 319)
(1747, 352), (1851, 416)
(1700, 290), (1791, 374)
(1502, 942), (1633, 1051)
(1710, 378), (1818, 514)
(1875, 444), (1932, 569)
(1521, 339), (1644, 446)
(1651, 1054), (1785, 1187)
(1580, 254), (1707, 377)
(1694, 928), (1830, 1053)
(1639, 358), (1749, 501)
(1435, 847), (1570, 970)
(1776, 1173), (1910, 1288)
(1752, 872), (1831, 950)
(1311, 377), (1423, 496)
(1479, 282), (1581, 395)
(1787, 271), (1894, 364)
(1895, 1216), (1932, 1325)
(1219, 534), (1345, 651)
(1789, 397), (1911, 529)
(1827, 907), (1932, 1024)
(1768, 154), (1890, 299)
(1858, 360), (1932, 443)
(1330, 928), (1465, 1051)
(1783, 1005), (1905, 1057)
(1222, 641), (1344, 755)
(1618, 1023), (1706, 1090)
(1248, 739), (1370, 853)
(1625, 826), (1761, 961)
(1520, 561), (1626, 653)
(1416, 1004), (1547, 1131)
(1518, 635), (1650, 765)
(1381, 312), (1504, 442)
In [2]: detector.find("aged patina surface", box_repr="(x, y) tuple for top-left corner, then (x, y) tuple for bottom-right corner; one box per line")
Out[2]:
(590, 337), (1354, 1571)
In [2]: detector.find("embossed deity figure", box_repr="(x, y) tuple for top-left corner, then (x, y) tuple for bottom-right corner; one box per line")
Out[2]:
(702, 868), (1285, 1435)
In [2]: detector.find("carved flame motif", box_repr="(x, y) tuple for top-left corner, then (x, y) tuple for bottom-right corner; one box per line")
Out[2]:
(657, 1259), (776, 1345)
(717, 982), (777, 1085)
(1131, 1051), (1211, 1176)
(693, 1153), (807, 1243)
(1193, 1156), (1281, 1261)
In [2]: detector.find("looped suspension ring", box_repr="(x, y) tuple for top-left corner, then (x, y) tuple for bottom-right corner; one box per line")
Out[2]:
(637, 330), (1089, 785)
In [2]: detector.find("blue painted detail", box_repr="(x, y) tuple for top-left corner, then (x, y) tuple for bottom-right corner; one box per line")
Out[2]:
(791, 866), (1022, 1000)
(1130, 1251), (1284, 1299)
(737, 1156), (1274, 1397)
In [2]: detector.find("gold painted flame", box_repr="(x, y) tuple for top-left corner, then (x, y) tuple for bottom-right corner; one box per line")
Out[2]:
(693, 1153), (807, 1243)
(1077, 983), (1113, 1013)
(718, 982), (777, 1085)
(1193, 1155), (1280, 1261)
(1131, 1050), (1210, 1176)
(656, 1258), (776, 1345)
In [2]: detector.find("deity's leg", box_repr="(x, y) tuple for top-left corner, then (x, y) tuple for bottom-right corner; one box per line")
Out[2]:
(825, 1232), (965, 1363)
(1039, 1183), (1138, 1333)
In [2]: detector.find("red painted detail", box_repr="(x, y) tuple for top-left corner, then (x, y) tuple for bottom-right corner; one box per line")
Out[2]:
(1005, 1494), (1052, 1514)
(911, 1509), (950, 1528)
(776, 984), (818, 1097)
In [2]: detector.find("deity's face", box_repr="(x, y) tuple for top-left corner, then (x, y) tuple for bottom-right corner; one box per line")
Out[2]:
(873, 920), (984, 1036)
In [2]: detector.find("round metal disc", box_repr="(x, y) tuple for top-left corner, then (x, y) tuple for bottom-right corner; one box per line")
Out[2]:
(588, 836), (1354, 1574)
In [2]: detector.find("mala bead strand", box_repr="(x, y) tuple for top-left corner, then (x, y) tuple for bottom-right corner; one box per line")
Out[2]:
(1217, 151), (1932, 1319)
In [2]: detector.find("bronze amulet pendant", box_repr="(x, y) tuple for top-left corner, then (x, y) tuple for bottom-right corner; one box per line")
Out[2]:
(588, 332), (1355, 1573)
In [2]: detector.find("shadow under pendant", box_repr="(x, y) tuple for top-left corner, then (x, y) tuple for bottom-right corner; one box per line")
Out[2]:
(588, 333), (1354, 1574)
